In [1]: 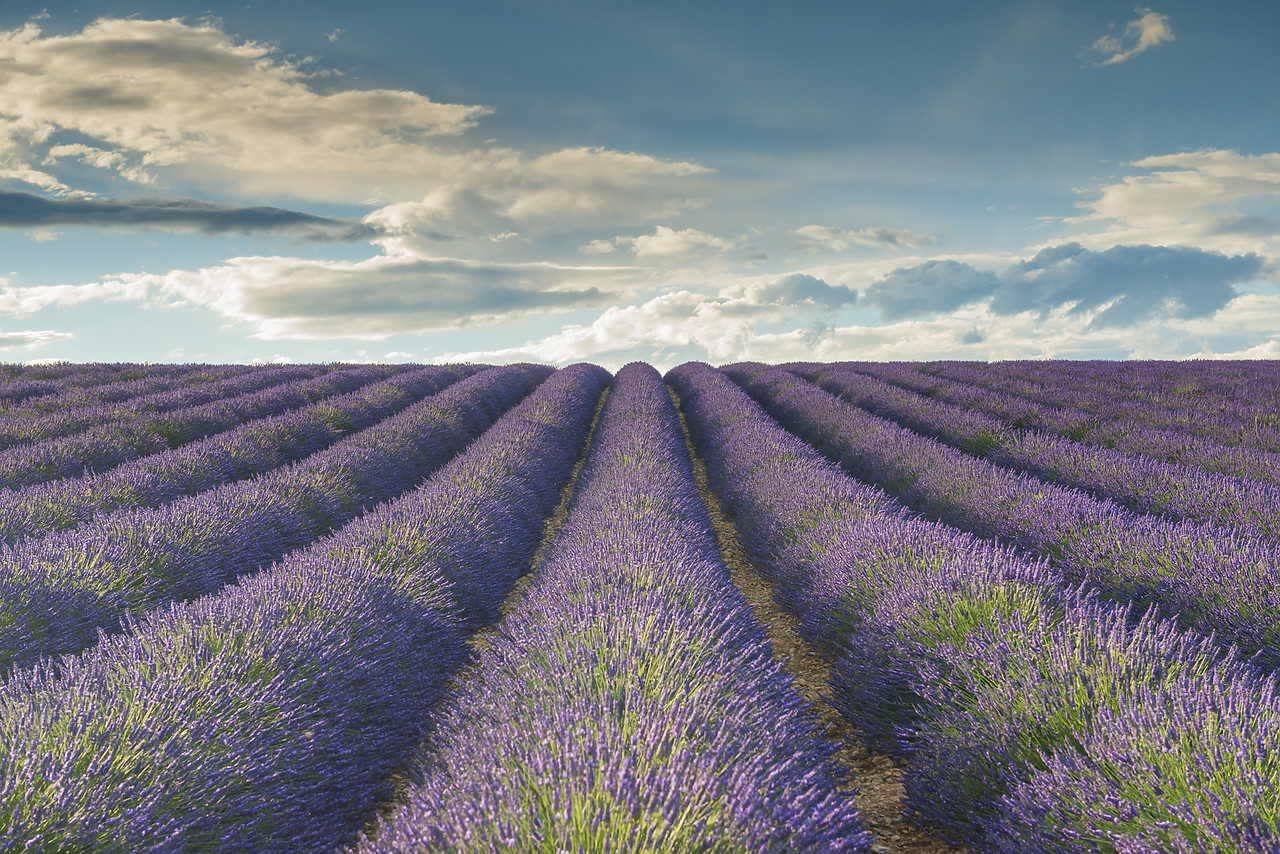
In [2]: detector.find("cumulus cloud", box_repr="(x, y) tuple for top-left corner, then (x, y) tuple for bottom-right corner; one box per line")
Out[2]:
(1066, 149), (1280, 255)
(0, 328), (72, 350)
(0, 189), (377, 240)
(1086, 7), (1174, 66)
(434, 273), (855, 368)
(791, 224), (938, 251)
(860, 243), (1265, 328)
(728, 273), (857, 310)
(992, 242), (1263, 327)
(0, 254), (627, 340)
(450, 285), (1280, 370)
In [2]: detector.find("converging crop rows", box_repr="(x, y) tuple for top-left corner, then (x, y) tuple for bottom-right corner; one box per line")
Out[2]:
(0, 359), (1276, 852)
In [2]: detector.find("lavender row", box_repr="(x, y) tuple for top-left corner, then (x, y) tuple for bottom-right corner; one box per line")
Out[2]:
(0, 364), (550, 675)
(0, 363), (255, 416)
(352, 363), (869, 853)
(0, 363), (330, 450)
(990, 358), (1280, 408)
(786, 363), (1280, 539)
(814, 360), (1280, 486)
(726, 363), (1280, 668)
(0, 364), (473, 545)
(0, 363), (610, 854)
(670, 361), (1280, 852)
(0, 363), (234, 405)
(0, 363), (411, 490)
(957, 358), (1280, 414)
(928, 360), (1280, 452)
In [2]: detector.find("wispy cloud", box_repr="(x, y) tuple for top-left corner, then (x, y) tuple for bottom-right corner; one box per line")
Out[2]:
(0, 190), (378, 240)
(1086, 7), (1173, 66)
(0, 328), (72, 350)
(790, 224), (939, 251)
(581, 225), (738, 258)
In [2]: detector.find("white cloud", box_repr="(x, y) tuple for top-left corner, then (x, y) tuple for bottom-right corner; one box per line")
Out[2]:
(582, 225), (738, 259)
(0, 278), (150, 314)
(791, 224), (938, 251)
(45, 143), (155, 184)
(434, 273), (855, 369)
(1064, 149), (1280, 256)
(0, 328), (72, 350)
(1086, 7), (1174, 66)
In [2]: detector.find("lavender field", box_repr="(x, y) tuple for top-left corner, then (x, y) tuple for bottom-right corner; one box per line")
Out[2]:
(1, 359), (1278, 853)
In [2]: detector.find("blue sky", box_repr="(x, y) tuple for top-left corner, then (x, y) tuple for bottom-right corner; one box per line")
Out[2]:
(0, 1), (1277, 366)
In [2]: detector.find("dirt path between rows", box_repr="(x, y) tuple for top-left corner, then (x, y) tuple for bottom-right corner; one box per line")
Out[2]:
(672, 387), (967, 854)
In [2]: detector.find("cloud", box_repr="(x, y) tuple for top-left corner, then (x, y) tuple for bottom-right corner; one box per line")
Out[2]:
(0, 16), (714, 239)
(363, 150), (712, 253)
(1086, 7), (1173, 66)
(1065, 149), (1280, 255)
(860, 243), (1265, 328)
(502, 147), (711, 225)
(0, 189), (378, 240)
(44, 143), (155, 183)
(862, 259), (1001, 319)
(729, 273), (857, 310)
(791, 224), (939, 251)
(582, 225), (737, 259)
(0, 328), (72, 350)
(993, 242), (1263, 327)
(0, 254), (628, 340)
(434, 273), (855, 368)
(0, 17), (488, 201)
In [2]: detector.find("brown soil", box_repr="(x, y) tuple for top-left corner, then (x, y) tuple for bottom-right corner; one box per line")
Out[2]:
(671, 386), (967, 854)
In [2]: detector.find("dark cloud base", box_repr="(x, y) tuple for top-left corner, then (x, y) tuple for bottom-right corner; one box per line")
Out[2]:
(0, 190), (378, 241)
(865, 243), (1266, 326)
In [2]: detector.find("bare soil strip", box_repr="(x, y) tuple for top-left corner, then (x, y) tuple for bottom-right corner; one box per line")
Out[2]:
(670, 386), (967, 854)
(357, 389), (609, 842)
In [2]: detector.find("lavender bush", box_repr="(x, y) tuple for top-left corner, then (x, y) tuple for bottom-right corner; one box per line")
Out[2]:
(724, 362), (1280, 668)
(0, 364), (549, 674)
(0, 364), (473, 543)
(0, 362), (609, 854)
(669, 360), (1280, 851)
(352, 363), (871, 853)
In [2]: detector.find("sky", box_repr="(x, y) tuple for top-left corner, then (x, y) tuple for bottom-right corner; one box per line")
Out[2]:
(0, 1), (1277, 368)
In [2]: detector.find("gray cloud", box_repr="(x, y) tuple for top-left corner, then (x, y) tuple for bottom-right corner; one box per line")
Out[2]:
(862, 243), (1265, 327)
(0, 190), (379, 241)
(863, 259), (1000, 319)
(752, 273), (857, 308)
(992, 243), (1264, 327)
